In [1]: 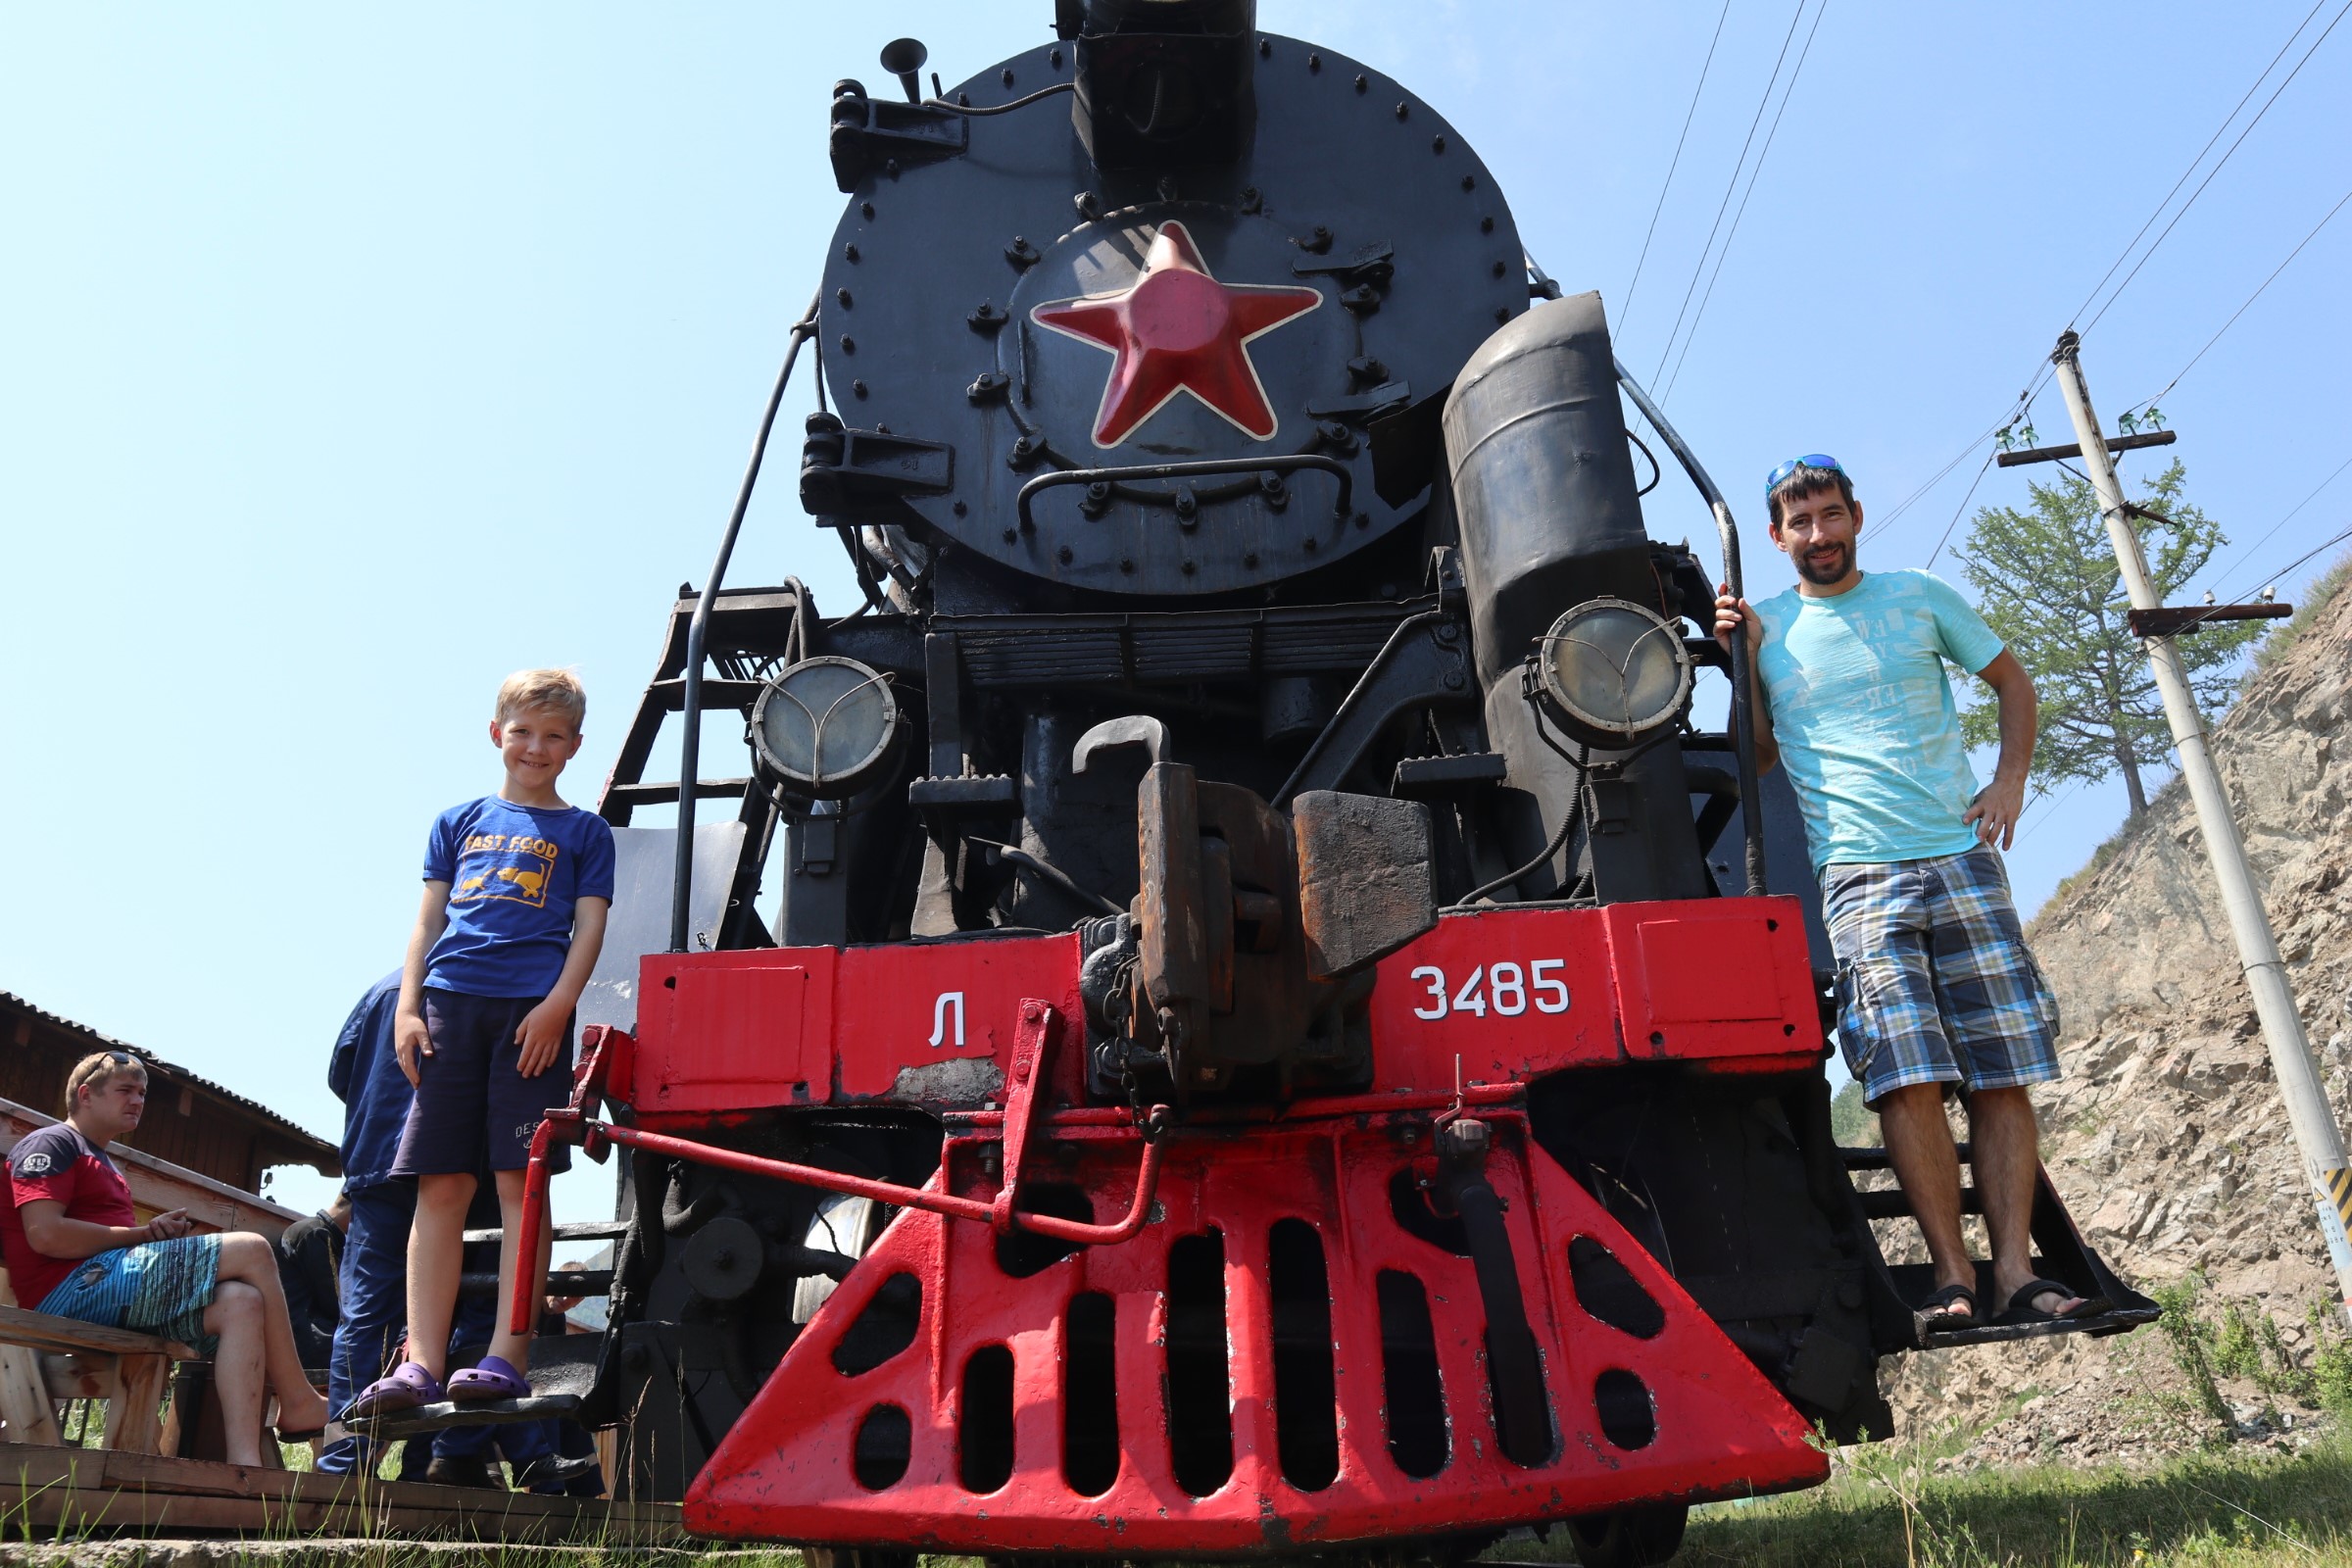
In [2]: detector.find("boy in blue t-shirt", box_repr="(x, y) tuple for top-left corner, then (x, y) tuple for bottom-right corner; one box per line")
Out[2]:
(348, 668), (615, 1415)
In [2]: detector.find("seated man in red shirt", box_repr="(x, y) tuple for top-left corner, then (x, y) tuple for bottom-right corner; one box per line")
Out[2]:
(2, 1052), (329, 1465)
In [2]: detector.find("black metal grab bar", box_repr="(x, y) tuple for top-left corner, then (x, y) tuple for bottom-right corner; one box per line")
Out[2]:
(1015, 452), (1352, 532)
(1612, 358), (1767, 898)
(670, 294), (822, 953)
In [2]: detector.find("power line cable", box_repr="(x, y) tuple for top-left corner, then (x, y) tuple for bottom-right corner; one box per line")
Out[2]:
(1659, 0), (1831, 403)
(2211, 452), (2352, 596)
(1619, 0), (1732, 334)
(2064, 0), (2328, 330)
(2014, 777), (2089, 848)
(2221, 518), (2352, 604)
(1877, 375), (2045, 535)
(2125, 184), (2352, 416)
(1878, 421), (2011, 531)
(2080, 0), (2352, 335)
(1880, 5), (2338, 564)
(1924, 450), (1997, 568)
(1649, 0), (1809, 388)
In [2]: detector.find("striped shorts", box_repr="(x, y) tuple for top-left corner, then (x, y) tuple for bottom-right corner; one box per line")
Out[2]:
(1823, 845), (2061, 1105)
(36, 1234), (223, 1355)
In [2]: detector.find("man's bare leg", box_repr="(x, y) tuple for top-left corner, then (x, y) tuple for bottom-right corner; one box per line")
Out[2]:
(1970, 1086), (2082, 1317)
(1878, 1082), (1977, 1315)
(211, 1233), (331, 1431)
(486, 1167), (549, 1371)
(406, 1171), (476, 1382)
(202, 1280), (267, 1467)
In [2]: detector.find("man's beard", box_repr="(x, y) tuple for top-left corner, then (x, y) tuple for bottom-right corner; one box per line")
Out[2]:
(1796, 541), (1852, 585)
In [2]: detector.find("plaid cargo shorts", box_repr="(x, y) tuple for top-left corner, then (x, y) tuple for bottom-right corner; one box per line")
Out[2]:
(1822, 845), (2061, 1105)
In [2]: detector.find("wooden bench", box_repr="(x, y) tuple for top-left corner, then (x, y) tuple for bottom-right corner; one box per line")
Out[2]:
(0, 1096), (307, 1458)
(0, 1303), (195, 1453)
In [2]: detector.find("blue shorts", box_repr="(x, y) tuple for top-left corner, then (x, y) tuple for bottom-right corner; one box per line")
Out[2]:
(38, 1234), (223, 1356)
(390, 989), (573, 1177)
(1823, 846), (2061, 1105)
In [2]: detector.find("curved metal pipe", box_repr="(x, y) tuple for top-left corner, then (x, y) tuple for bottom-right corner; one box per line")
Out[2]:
(671, 293), (822, 953)
(1016, 453), (1352, 532)
(1271, 608), (1444, 808)
(1612, 359), (1767, 897)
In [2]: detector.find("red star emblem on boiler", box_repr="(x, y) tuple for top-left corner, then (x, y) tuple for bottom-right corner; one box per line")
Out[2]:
(1030, 220), (1323, 448)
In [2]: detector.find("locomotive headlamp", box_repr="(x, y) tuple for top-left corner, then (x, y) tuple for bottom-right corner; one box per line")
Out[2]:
(1533, 597), (1694, 746)
(750, 657), (903, 800)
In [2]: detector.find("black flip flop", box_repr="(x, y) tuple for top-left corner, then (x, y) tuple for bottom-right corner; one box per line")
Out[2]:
(1913, 1283), (1979, 1336)
(1994, 1277), (2111, 1326)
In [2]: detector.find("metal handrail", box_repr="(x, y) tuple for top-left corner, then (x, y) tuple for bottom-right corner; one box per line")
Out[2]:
(670, 294), (822, 953)
(1015, 452), (1352, 532)
(1612, 359), (1767, 898)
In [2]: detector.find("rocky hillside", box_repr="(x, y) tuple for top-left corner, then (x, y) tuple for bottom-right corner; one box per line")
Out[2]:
(1879, 564), (2352, 1452)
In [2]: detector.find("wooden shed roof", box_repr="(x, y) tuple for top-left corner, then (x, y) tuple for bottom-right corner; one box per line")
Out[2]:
(0, 992), (339, 1191)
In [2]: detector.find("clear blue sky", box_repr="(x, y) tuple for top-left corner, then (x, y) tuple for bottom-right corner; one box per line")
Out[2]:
(6, 3), (2347, 1217)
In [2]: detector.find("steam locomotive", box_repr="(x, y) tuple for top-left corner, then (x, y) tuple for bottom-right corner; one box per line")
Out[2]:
(367, 4), (2152, 1561)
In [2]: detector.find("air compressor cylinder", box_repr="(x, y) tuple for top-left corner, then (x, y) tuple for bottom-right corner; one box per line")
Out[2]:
(1441, 292), (1653, 689)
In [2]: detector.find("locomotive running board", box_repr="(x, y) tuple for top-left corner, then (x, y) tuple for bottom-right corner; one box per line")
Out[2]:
(685, 1109), (1827, 1555)
(1838, 1143), (2159, 1349)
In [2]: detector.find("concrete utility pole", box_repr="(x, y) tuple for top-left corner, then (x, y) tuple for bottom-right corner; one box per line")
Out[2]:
(2050, 329), (2352, 1325)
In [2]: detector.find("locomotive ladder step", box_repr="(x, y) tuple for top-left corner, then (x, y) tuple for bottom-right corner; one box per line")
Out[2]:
(454, 1268), (615, 1298)
(643, 676), (766, 711)
(1840, 1146), (2164, 1349)
(463, 1220), (630, 1246)
(344, 1393), (585, 1441)
(1838, 1143), (1972, 1172)
(1839, 1145), (1988, 1219)
(1856, 1188), (1984, 1221)
(1917, 1302), (2162, 1350)
(604, 777), (757, 808)
(343, 1337), (605, 1438)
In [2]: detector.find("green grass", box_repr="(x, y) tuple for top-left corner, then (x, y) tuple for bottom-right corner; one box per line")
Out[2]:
(12, 1442), (2352, 1564)
(1452, 1434), (2352, 1568)
(1684, 1433), (2352, 1566)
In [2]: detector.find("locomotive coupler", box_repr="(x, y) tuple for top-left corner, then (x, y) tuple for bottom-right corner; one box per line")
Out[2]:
(1430, 1112), (1551, 1465)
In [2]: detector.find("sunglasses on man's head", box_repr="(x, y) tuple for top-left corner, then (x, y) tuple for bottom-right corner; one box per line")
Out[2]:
(1765, 454), (1844, 497)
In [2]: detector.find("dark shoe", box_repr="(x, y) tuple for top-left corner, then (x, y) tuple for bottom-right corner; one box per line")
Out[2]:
(423, 1452), (503, 1490)
(1912, 1283), (1978, 1337)
(1993, 1277), (2112, 1326)
(512, 1451), (602, 1493)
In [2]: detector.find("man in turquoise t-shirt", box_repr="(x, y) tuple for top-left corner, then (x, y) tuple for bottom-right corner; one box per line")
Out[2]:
(1715, 456), (2105, 1333)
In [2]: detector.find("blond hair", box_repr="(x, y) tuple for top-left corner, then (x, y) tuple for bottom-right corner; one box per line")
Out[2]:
(495, 668), (588, 727)
(65, 1051), (146, 1115)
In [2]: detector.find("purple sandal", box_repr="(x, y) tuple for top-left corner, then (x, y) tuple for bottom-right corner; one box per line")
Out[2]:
(446, 1354), (531, 1401)
(343, 1361), (443, 1419)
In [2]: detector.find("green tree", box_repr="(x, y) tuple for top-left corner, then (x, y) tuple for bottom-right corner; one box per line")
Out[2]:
(1955, 461), (2258, 817)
